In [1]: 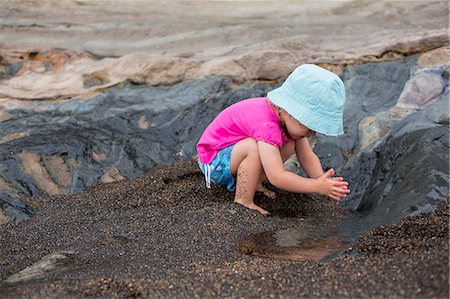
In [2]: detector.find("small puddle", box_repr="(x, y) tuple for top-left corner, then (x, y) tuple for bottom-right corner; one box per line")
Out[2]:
(240, 227), (348, 262)
(239, 208), (401, 262)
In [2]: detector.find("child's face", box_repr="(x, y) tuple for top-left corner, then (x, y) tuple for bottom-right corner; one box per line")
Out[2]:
(281, 110), (316, 139)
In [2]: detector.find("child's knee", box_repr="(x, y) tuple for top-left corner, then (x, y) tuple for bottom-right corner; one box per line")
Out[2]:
(235, 138), (260, 157)
(231, 138), (261, 174)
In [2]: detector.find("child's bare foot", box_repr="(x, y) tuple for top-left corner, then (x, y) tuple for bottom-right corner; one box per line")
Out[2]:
(234, 199), (270, 215)
(256, 184), (276, 199)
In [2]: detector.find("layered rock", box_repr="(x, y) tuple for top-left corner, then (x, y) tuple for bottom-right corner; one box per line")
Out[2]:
(1, 46), (448, 226)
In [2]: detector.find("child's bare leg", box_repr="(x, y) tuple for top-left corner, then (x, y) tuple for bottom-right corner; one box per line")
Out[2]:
(256, 141), (295, 199)
(230, 138), (269, 215)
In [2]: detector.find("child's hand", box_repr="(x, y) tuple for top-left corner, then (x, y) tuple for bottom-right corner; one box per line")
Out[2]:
(315, 169), (350, 201)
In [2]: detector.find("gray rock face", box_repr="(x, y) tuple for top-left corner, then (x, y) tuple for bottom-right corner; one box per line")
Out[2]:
(347, 125), (448, 217)
(314, 57), (417, 171)
(339, 62), (449, 227)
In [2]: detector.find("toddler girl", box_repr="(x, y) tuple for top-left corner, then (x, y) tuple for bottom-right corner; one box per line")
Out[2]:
(196, 64), (350, 215)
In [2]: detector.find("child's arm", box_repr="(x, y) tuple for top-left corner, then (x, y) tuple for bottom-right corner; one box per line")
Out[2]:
(257, 140), (349, 200)
(295, 137), (323, 178)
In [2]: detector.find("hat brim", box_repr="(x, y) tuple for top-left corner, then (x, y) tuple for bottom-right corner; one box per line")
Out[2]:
(267, 88), (344, 136)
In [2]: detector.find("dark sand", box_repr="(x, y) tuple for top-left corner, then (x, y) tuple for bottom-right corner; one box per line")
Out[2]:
(0, 159), (448, 298)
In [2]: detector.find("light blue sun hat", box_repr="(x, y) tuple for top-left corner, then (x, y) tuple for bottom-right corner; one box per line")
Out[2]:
(267, 64), (346, 136)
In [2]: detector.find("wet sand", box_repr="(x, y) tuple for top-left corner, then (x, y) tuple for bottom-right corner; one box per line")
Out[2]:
(0, 159), (448, 298)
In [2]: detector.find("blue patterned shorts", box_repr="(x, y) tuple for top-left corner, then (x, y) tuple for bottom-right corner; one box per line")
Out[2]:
(198, 145), (236, 191)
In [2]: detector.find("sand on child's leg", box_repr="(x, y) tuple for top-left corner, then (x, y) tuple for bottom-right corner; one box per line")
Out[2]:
(233, 156), (270, 215)
(230, 138), (271, 215)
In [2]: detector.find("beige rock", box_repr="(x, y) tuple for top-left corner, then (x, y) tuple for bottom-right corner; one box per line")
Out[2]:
(233, 50), (299, 80)
(1, 68), (85, 100)
(0, 53), (191, 100)
(396, 72), (446, 109)
(101, 167), (125, 183)
(0, 176), (13, 190)
(18, 151), (65, 196)
(92, 152), (107, 162)
(358, 107), (413, 153)
(382, 33), (449, 56)
(42, 155), (72, 189)
(316, 64), (344, 77)
(0, 132), (30, 144)
(417, 46), (450, 69)
(186, 58), (246, 82)
(4, 251), (74, 284)
(0, 110), (12, 122)
(138, 115), (149, 130)
(66, 157), (81, 169)
(15, 50), (88, 76)
(0, 208), (9, 225)
(105, 53), (190, 86)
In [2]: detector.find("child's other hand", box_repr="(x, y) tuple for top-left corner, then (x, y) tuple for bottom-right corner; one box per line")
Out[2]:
(315, 168), (350, 201)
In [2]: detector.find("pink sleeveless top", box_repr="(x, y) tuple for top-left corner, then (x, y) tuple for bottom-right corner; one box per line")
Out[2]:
(196, 97), (292, 164)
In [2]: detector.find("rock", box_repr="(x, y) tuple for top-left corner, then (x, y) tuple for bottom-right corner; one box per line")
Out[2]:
(0, 197), (34, 224)
(0, 208), (9, 225)
(0, 1), (447, 101)
(101, 53), (190, 86)
(380, 33), (449, 57)
(0, 1), (447, 65)
(233, 50), (299, 80)
(390, 90), (449, 141)
(0, 132), (30, 144)
(354, 126), (449, 227)
(186, 58), (246, 82)
(0, 110), (12, 123)
(0, 53), (191, 100)
(101, 167), (125, 184)
(138, 115), (149, 130)
(417, 46), (450, 69)
(18, 151), (67, 196)
(354, 52), (449, 154)
(15, 50), (88, 75)
(3, 251), (74, 284)
(0, 176), (13, 190)
(396, 71), (446, 109)
(91, 152), (107, 163)
(357, 107), (412, 153)
(341, 87), (448, 218)
(43, 155), (73, 189)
